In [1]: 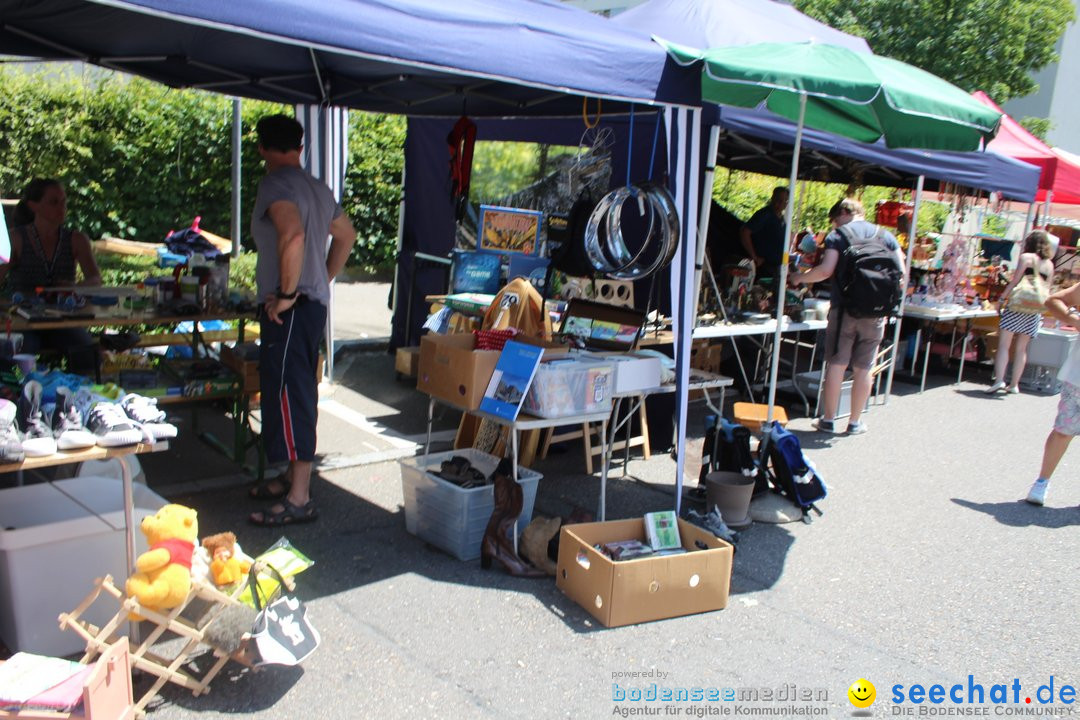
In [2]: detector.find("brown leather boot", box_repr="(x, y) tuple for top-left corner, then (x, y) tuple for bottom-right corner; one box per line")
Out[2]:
(480, 459), (545, 578)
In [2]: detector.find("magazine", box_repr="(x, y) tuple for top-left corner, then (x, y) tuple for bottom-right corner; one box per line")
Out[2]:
(600, 539), (655, 561)
(643, 511), (682, 551)
(479, 340), (545, 421)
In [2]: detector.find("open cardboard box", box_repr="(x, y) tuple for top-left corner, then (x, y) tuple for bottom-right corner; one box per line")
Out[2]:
(417, 333), (566, 410)
(556, 517), (733, 628)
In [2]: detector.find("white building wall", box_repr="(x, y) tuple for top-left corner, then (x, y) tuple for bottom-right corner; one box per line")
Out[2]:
(1002, 1), (1080, 153)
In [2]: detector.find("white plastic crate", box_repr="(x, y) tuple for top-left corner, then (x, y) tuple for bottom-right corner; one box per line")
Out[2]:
(0, 478), (168, 656)
(523, 359), (613, 418)
(400, 448), (541, 561)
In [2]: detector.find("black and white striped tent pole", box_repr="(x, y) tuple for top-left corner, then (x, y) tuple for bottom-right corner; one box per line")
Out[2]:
(296, 104), (349, 383)
(665, 105), (703, 516)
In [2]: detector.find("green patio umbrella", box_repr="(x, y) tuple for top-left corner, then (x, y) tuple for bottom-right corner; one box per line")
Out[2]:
(662, 39), (1002, 425)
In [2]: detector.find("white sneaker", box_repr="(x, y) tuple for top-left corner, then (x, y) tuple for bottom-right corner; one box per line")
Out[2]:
(120, 394), (177, 440)
(985, 381), (1007, 394)
(1026, 479), (1048, 506)
(1008, 386), (1020, 394)
(847, 420), (869, 435)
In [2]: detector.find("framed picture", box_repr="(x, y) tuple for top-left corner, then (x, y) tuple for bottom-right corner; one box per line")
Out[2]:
(478, 205), (543, 256)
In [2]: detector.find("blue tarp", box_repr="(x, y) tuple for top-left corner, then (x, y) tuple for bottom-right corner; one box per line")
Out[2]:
(0, 0), (696, 115)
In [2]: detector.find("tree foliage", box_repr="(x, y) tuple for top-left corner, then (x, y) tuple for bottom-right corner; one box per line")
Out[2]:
(0, 68), (405, 272)
(793, 0), (1074, 103)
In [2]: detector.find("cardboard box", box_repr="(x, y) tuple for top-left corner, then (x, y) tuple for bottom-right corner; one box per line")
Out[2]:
(418, 333), (566, 411)
(395, 346), (421, 378)
(220, 342), (260, 393)
(556, 517), (733, 627)
(418, 333), (501, 410)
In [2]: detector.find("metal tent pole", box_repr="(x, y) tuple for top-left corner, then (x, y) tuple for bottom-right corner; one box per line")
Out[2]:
(766, 93), (806, 424)
(884, 175), (924, 403)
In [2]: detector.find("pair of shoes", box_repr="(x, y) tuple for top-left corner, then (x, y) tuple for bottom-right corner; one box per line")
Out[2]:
(1025, 479), (1048, 506)
(813, 417), (841, 434)
(86, 402), (144, 447)
(249, 498), (318, 526)
(17, 381), (56, 457)
(249, 477), (292, 500)
(437, 455), (487, 488)
(985, 381), (1007, 394)
(52, 386), (96, 450)
(120, 394), (178, 441)
(847, 420), (869, 435)
(1008, 386), (1020, 395)
(0, 399), (25, 464)
(480, 458), (545, 578)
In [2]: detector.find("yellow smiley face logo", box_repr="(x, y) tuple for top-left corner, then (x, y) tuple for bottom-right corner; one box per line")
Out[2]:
(847, 679), (876, 708)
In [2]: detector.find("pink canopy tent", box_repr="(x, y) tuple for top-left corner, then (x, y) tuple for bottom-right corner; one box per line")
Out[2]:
(974, 90), (1080, 204)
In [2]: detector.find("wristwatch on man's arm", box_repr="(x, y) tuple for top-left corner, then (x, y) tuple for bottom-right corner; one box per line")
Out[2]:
(276, 288), (299, 301)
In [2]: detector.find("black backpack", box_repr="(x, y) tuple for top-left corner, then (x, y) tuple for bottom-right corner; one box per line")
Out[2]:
(700, 415), (759, 484)
(759, 421), (827, 520)
(835, 224), (903, 318)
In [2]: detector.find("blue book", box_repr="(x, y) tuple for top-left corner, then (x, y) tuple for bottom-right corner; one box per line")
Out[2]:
(507, 254), (550, 289)
(479, 340), (545, 421)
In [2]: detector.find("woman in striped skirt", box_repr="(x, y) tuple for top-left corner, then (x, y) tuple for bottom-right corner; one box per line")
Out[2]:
(987, 230), (1055, 394)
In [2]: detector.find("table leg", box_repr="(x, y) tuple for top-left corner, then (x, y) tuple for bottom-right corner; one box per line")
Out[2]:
(921, 331), (932, 393)
(599, 417), (609, 521)
(957, 322), (970, 384)
(912, 327), (922, 373)
(424, 397), (435, 459)
(511, 428), (520, 554)
(622, 398), (633, 478)
(121, 456), (140, 645)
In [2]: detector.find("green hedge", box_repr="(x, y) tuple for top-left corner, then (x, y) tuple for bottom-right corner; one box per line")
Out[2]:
(0, 68), (404, 272)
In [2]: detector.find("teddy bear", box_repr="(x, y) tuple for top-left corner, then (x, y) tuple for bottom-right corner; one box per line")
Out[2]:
(125, 504), (199, 617)
(201, 531), (251, 587)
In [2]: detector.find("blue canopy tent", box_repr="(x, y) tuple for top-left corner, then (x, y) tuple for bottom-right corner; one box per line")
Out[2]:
(711, 104), (1039, 202)
(1, 0), (707, 517)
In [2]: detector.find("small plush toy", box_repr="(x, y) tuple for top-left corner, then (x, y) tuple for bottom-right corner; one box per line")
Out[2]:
(125, 504), (199, 617)
(201, 531), (251, 587)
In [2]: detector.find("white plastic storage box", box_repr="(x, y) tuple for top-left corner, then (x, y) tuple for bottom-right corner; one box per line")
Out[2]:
(0, 484), (112, 657)
(523, 358), (614, 418)
(0, 478), (168, 656)
(795, 371), (857, 418)
(400, 448), (541, 561)
(1027, 328), (1077, 370)
(52, 475), (168, 531)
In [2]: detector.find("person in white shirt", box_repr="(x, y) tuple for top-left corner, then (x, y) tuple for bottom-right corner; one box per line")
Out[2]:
(1025, 281), (1080, 505)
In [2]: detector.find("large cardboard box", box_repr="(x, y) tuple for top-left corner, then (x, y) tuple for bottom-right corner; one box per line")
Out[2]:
(395, 346), (421, 378)
(418, 333), (501, 410)
(556, 517), (733, 627)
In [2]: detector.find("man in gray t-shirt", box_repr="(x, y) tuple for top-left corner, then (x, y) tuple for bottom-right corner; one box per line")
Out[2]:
(789, 198), (905, 437)
(248, 114), (357, 527)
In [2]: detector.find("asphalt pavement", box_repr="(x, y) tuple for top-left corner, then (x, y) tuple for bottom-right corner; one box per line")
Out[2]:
(124, 344), (1079, 720)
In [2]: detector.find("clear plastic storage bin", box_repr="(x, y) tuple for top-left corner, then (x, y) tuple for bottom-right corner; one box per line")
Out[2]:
(400, 448), (541, 561)
(523, 359), (614, 419)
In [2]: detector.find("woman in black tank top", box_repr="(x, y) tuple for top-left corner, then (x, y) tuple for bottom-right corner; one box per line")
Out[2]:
(2, 178), (101, 293)
(1, 178), (103, 375)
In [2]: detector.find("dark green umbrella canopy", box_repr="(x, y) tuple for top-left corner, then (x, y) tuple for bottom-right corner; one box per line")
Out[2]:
(663, 40), (1001, 150)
